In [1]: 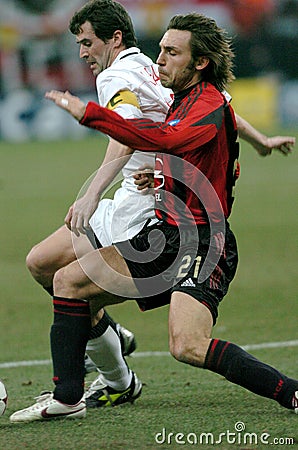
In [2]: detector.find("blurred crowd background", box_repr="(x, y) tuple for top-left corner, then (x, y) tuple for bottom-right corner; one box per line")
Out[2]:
(0, 0), (297, 141)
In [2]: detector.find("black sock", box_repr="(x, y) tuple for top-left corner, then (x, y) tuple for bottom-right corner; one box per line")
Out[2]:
(44, 285), (53, 296)
(89, 310), (117, 340)
(51, 296), (91, 404)
(204, 339), (297, 409)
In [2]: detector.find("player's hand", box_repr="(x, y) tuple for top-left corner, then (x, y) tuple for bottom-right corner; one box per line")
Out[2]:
(64, 194), (99, 236)
(254, 135), (295, 157)
(45, 90), (86, 121)
(133, 167), (154, 193)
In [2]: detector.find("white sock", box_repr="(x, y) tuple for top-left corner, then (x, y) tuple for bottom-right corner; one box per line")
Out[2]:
(86, 325), (132, 391)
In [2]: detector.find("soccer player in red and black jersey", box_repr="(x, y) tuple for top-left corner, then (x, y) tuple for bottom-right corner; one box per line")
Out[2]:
(40, 12), (297, 418)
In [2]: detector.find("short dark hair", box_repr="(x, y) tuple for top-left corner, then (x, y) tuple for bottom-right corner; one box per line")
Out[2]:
(167, 13), (235, 91)
(69, 0), (137, 48)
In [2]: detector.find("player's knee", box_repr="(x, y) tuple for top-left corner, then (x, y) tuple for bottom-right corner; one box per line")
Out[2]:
(169, 335), (206, 367)
(53, 267), (74, 296)
(169, 335), (190, 362)
(26, 245), (46, 277)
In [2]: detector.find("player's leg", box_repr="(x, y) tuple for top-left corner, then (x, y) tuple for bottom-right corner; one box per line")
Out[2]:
(85, 307), (141, 408)
(84, 310), (137, 374)
(27, 223), (137, 376)
(51, 245), (140, 404)
(84, 304), (140, 408)
(168, 292), (213, 366)
(169, 293), (298, 412)
(10, 245), (140, 422)
(26, 224), (92, 293)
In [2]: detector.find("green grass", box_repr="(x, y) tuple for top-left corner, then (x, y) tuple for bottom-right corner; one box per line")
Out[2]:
(0, 131), (297, 449)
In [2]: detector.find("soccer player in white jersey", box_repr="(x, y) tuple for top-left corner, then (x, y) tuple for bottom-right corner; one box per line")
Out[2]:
(24, 0), (172, 412)
(16, 0), (295, 421)
(87, 44), (172, 246)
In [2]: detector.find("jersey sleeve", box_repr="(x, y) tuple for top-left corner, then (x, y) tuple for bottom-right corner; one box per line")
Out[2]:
(96, 73), (131, 107)
(106, 90), (143, 120)
(80, 101), (220, 155)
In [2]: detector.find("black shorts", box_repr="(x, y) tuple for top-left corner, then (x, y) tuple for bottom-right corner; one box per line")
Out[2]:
(116, 221), (238, 324)
(86, 229), (102, 249)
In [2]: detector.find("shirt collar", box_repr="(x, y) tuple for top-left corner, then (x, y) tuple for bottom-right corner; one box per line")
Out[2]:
(112, 47), (140, 66)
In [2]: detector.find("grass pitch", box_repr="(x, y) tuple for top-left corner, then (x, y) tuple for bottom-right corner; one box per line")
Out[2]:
(0, 131), (297, 449)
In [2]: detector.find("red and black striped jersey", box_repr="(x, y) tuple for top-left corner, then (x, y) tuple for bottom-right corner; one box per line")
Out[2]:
(81, 81), (239, 226)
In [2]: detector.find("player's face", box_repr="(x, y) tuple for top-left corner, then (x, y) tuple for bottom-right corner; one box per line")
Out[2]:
(76, 21), (116, 76)
(157, 29), (201, 93)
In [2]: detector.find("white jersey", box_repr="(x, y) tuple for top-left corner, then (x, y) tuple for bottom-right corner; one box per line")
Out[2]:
(89, 48), (172, 245)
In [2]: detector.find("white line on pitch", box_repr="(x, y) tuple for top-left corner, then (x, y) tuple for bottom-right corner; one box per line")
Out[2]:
(0, 339), (297, 369)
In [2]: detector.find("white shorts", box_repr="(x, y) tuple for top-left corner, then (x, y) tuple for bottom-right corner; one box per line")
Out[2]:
(89, 187), (156, 246)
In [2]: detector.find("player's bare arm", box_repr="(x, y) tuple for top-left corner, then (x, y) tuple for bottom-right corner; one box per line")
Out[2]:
(65, 139), (133, 235)
(236, 114), (295, 156)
